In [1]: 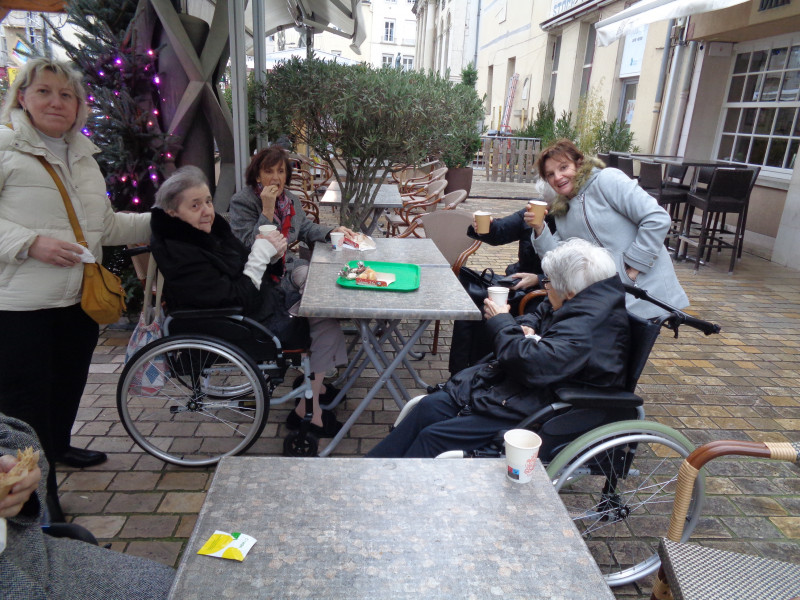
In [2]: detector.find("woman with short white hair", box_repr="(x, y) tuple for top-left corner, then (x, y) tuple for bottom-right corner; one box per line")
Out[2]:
(367, 238), (630, 459)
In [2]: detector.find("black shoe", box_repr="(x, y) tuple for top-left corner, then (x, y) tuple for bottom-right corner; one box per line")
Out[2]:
(285, 410), (343, 438)
(56, 447), (107, 468)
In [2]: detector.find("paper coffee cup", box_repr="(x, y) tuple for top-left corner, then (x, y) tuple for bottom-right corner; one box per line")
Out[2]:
(504, 429), (542, 483)
(527, 200), (548, 226)
(259, 224), (277, 235)
(474, 211), (492, 234)
(330, 231), (345, 251)
(487, 286), (509, 306)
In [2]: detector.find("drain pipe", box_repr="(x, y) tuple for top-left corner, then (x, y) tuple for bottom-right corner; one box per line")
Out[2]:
(647, 20), (675, 153)
(669, 40), (699, 155)
(473, 0), (482, 68)
(654, 21), (687, 154)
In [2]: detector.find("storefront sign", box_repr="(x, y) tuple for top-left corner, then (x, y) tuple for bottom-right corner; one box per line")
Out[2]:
(619, 25), (648, 77)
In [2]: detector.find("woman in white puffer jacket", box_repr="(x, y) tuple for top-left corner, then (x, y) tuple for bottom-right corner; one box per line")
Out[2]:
(0, 58), (150, 521)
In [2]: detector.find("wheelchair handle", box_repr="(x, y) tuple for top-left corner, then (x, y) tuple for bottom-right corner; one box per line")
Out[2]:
(124, 245), (151, 257)
(623, 284), (720, 337)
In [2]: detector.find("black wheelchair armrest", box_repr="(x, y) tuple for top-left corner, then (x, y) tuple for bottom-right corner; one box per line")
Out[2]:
(168, 307), (245, 319)
(554, 387), (644, 409)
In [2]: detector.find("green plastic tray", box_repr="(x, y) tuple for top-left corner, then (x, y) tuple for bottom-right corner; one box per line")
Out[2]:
(336, 261), (420, 292)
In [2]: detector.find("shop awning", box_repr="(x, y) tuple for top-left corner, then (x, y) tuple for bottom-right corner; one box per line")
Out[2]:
(595, 0), (751, 46)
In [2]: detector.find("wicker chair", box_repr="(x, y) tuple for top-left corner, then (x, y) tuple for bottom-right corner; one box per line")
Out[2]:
(650, 439), (800, 600)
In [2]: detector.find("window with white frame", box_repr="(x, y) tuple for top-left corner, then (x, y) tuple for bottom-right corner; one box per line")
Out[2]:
(547, 35), (562, 105)
(717, 37), (800, 173)
(384, 20), (395, 42)
(382, 54), (394, 68)
(402, 56), (414, 71)
(580, 25), (597, 98)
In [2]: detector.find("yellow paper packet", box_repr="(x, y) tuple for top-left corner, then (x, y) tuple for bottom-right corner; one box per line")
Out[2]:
(197, 530), (256, 561)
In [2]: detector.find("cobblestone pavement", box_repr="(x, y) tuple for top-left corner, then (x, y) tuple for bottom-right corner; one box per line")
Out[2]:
(62, 178), (799, 598)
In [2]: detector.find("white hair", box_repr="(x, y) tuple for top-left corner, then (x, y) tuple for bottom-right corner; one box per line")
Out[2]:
(153, 166), (209, 212)
(541, 238), (617, 298)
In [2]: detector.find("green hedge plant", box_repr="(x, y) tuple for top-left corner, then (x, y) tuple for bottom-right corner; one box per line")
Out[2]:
(255, 57), (483, 227)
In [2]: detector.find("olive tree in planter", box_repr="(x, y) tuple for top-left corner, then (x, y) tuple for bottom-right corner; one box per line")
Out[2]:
(255, 57), (478, 227)
(441, 66), (484, 196)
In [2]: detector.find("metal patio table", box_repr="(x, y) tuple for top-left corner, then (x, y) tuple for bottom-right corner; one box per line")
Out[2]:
(168, 457), (615, 599)
(298, 238), (480, 456)
(319, 180), (403, 235)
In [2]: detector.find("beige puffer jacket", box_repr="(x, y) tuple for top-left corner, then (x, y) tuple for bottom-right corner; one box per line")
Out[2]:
(0, 109), (151, 310)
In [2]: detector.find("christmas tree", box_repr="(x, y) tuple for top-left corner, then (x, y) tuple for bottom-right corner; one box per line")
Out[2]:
(48, 0), (172, 211)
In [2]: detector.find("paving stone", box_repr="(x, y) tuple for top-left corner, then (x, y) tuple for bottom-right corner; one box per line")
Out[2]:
(60, 491), (112, 514)
(109, 471), (162, 491)
(731, 495), (787, 516)
(125, 541), (183, 567)
(60, 471), (115, 491)
(72, 515), (127, 538)
(157, 472), (210, 490)
(158, 492), (207, 513)
(769, 516), (800, 538)
(720, 516), (782, 538)
(176, 515), (198, 538)
(119, 515), (179, 538)
(106, 492), (163, 513)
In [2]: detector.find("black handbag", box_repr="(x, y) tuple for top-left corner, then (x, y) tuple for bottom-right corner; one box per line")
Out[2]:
(457, 266), (498, 307)
(457, 266), (533, 312)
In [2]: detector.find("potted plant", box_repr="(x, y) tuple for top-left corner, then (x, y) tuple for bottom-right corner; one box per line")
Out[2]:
(442, 65), (484, 196)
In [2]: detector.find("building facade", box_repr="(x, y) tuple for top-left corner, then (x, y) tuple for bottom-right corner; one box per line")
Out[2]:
(414, 0), (800, 266)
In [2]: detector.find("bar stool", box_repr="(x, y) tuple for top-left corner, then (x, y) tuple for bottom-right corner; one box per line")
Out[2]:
(675, 168), (757, 273)
(638, 161), (688, 249)
(617, 156), (635, 179)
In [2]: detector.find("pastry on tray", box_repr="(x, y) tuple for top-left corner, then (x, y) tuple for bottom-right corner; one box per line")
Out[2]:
(339, 262), (395, 287)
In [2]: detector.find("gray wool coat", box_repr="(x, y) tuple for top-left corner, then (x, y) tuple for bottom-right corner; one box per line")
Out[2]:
(228, 187), (334, 281)
(533, 164), (689, 318)
(0, 415), (174, 600)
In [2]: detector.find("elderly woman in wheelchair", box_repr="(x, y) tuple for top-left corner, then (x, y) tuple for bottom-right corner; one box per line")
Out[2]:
(149, 166), (344, 439)
(369, 237), (721, 588)
(367, 238), (629, 458)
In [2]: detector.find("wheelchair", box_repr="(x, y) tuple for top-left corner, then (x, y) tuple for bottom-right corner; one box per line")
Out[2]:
(117, 252), (322, 465)
(393, 285), (721, 588)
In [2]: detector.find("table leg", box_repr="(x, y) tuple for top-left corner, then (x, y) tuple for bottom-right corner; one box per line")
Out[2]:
(319, 318), (432, 457)
(384, 322), (433, 391)
(323, 320), (407, 410)
(359, 207), (384, 235)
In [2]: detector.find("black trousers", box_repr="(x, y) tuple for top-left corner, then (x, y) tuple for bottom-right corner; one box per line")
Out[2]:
(366, 390), (519, 458)
(0, 304), (99, 502)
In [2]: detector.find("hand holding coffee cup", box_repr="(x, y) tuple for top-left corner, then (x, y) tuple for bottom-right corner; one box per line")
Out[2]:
(526, 200), (548, 226)
(258, 224), (277, 236)
(330, 231), (345, 251)
(473, 211), (492, 234)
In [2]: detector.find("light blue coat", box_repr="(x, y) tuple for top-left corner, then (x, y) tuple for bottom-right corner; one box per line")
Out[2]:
(533, 166), (689, 318)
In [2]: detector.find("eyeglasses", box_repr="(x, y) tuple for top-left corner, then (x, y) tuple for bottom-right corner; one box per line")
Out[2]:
(540, 274), (550, 290)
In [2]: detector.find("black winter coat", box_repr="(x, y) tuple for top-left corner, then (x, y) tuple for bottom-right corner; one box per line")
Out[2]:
(467, 208), (555, 275)
(150, 208), (308, 347)
(444, 276), (630, 420)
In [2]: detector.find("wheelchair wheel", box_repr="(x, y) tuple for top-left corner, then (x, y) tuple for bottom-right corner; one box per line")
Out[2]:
(117, 335), (269, 467)
(545, 420), (704, 588)
(282, 430), (319, 457)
